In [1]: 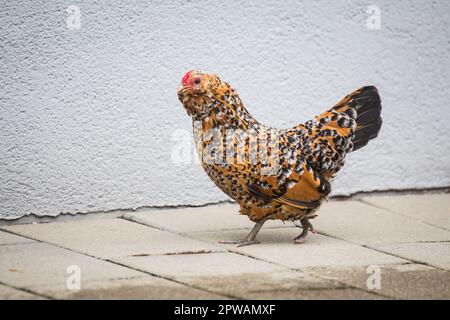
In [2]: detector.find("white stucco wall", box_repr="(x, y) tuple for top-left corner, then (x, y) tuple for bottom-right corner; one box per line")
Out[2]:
(1, 0), (450, 219)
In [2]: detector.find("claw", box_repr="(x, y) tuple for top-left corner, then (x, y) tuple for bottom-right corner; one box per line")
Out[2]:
(219, 239), (260, 247)
(293, 237), (307, 244)
(219, 239), (246, 245)
(218, 221), (264, 247)
(293, 229), (309, 244)
(236, 239), (260, 247)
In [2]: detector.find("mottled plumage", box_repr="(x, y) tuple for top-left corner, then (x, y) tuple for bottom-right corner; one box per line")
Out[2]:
(177, 70), (382, 246)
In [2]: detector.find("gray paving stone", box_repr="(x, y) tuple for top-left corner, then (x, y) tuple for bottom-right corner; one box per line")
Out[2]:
(0, 284), (44, 299)
(245, 288), (384, 300)
(0, 230), (34, 246)
(116, 252), (286, 279)
(123, 204), (290, 233)
(3, 218), (221, 259)
(190, 228), (407, 269)
(375, 242), (450, 270)
(116, 252), (340, 298)
(1, 194), (448, 300)
(362, 193), (450, 230)
(307, 264), (450, 299)
(0, 242), (144, 288)
(314, 200), (450, 245)
(31, 276), (226, 300)
(184, 271), (343, 299)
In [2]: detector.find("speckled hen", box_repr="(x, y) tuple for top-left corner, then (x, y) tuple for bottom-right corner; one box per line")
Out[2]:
(177, 70), (382, 246)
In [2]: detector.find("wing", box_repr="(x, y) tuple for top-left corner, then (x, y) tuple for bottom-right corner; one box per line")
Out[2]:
(245, 138), (331, 210)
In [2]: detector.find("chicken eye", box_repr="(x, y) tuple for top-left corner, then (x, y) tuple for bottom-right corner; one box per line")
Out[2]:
(194, 78), (201, 85)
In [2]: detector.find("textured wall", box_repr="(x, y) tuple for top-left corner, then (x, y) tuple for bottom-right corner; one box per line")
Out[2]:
(1, 0), (450, 219)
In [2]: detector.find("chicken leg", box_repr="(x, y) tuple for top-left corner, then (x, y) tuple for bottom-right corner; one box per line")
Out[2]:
(293, 218), (315, 244)
(219, 221), (265, 247)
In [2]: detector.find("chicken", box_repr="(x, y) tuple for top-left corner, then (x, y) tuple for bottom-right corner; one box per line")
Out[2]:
(177, 70), (382, 246)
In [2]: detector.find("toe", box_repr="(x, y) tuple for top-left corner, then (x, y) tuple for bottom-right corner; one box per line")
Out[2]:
(236, 240), (260, 247)
(293, 238), (306, 244)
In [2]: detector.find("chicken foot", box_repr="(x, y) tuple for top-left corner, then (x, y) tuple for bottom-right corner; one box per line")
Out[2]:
(293, 218), (315, 244)
(219, 221), (265, 247)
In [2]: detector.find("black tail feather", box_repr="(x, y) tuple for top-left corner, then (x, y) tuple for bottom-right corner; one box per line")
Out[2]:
(351, 86), (383, 152)
(355, 101), (381, 125)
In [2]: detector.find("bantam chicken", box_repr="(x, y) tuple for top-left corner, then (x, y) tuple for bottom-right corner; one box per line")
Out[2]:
(177, 70), (382, 246)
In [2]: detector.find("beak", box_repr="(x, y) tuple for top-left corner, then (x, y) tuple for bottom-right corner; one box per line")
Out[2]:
(177, 85), (191, 104)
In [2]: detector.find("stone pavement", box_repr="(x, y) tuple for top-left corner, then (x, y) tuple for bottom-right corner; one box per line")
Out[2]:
(0, 193), (449, 300)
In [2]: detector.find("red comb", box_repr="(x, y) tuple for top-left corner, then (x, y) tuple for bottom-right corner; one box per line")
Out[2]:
(181, 70), (193, 86)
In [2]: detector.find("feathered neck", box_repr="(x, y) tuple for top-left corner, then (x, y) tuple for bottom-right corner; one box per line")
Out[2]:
(194, 90), (261, 132)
